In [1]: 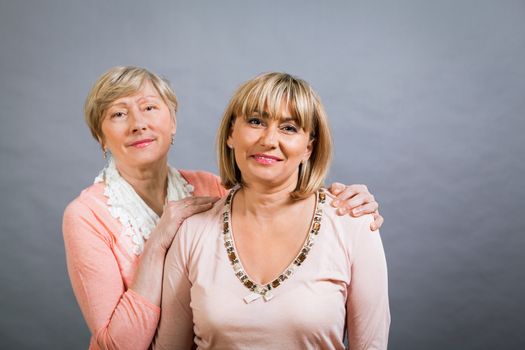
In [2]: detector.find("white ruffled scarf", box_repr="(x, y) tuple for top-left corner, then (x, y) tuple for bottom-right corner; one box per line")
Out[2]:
(94, 156), (194, 255)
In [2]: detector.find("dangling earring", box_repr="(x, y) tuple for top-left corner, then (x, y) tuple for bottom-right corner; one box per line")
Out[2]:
(103, 148), (107, 159)
(171, 134), (175, 145)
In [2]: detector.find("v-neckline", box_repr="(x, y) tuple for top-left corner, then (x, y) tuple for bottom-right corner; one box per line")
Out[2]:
(221, 187), (326, 303)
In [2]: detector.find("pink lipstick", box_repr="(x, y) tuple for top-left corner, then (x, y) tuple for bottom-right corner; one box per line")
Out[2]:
(128, 139), (155, 148)
(252, 153), (282, 165)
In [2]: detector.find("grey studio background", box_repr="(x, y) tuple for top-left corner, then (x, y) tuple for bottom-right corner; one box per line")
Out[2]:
(1, 0), (524, 349)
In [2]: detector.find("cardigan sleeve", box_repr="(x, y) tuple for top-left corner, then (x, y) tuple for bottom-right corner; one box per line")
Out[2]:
(63, 199), (160, 350)
(179, 170), (227, 197)
(346, 215), (390, 350)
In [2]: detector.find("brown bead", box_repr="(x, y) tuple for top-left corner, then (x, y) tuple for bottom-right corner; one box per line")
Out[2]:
(271, 280), (280, 288)
(313, 222), (320, 232)
(244, 280), (254, 289)
(228, 251), (237, 262)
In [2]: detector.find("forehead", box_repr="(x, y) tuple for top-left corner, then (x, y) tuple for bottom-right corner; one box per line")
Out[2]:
(245, 100), (301, 123)
(109, 80), (161, 106)
(254, 106), (296, 121)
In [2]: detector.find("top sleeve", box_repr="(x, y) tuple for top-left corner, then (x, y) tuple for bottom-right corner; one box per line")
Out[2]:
(153, 220), (194, 350)
(63, 199), (160, 350)
(179, 170), (227, 197)
(346, 215), (390, 350)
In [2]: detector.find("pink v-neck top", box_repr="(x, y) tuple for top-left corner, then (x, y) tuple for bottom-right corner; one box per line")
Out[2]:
(63, 170), (226, 350)
(154, 191), (390, 350)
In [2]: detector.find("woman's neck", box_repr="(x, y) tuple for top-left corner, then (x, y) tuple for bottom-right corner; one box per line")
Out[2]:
(115, 158), (169, 216)
(235, 180), (302, 221)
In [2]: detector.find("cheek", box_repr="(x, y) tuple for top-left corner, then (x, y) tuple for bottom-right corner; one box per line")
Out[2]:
(287, 139), (310, 157)
(101, 122), (129, 148)
(158, 113), (176, 134)
(231, 128), (250, 148)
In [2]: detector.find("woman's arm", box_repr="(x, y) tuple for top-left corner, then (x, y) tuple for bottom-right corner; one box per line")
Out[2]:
(63, 197), (216, 350)
(63, 200), (161, 350)
(346, 215), (390, 349)
(153, 221), (194, 350)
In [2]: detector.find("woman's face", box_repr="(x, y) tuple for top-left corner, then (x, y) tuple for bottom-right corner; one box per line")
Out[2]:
(227, 107), (312, 190)
(100, 80), (176, 169)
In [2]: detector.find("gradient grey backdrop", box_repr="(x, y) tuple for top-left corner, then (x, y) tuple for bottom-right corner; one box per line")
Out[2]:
(1, 0), (524, 349)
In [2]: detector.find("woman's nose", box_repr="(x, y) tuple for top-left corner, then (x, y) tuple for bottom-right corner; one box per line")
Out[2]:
(130, 108), (147, 132)
(259, 126), (278, 147)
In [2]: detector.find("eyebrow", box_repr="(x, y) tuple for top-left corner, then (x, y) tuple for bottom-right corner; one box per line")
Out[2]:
(108, 95), (161, 108)
(107, 102), (128, 108)
(254, 111), (296, 122)
(280, 116), (297, 122)
(137, 95), (161, 101)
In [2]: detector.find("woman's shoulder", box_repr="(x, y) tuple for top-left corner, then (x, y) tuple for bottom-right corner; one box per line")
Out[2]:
(63, 182), (108, 218)
(320, 189), (375, 237)
(183, 195), (226, 230)
(178, 169), (227, 197)
(175, 196), (226, 252)
(62, 182), (118, 245)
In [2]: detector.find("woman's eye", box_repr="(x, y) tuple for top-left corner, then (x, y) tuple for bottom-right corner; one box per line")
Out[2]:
(247, 117), (263, 126)
(111, 111), (126, 118)
(282, 124), (298, 133)
(145, 105), (156, 111)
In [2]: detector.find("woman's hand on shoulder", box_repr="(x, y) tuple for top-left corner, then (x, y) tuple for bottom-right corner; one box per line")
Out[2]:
(327, 183), (384, 231)
(152, 196), (220, 252)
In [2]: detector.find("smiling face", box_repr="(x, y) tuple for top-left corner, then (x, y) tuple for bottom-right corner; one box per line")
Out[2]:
(227, 106), (313, 190)
(100, 80), (176, 169)
(218, 72), (332, 199)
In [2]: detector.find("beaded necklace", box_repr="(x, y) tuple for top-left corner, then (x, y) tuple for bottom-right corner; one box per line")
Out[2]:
(222, 187), (326, 303)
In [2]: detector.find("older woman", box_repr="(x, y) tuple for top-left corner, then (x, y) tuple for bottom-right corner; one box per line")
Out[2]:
(155, 72), (389, 349)
(63, 67), (384, 350)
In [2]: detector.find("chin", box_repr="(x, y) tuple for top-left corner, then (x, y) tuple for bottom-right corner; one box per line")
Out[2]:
(127, 151), (168, 166)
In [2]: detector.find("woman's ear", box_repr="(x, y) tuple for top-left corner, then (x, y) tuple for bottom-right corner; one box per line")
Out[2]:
(303, 138), (314, 162)
(227, 117), (236, 148)
(98, 136), (105, 150)
(171, 112), (177, 135)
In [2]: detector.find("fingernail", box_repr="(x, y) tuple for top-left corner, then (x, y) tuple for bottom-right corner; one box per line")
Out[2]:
(352, 208), (361, 215)
(332, 199), (340, 207)
(370, 224), (377, 231)
(337, 207), (347, 215)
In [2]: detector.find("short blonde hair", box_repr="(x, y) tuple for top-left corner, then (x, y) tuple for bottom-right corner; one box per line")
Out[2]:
(217, 72), (333, 199)
(84, 66), (178, 143)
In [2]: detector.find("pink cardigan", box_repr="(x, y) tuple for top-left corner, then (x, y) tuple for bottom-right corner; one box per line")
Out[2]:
(63, 170), (226, 350)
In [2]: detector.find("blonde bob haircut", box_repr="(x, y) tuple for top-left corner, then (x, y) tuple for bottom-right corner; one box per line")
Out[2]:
(217, 72), (333, 199)
(84, 66), (178, 143)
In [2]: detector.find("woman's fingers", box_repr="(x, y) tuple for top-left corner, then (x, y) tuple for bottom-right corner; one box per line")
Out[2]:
(349, 201), (379, 217)
(186, 196), (220, 205)
(336, 184), (370, 203)
(185, 201), (215, 216)
(166, 196), (219, 219)
(333, 192), (372, 214)
(328, 182), (346, 196)
(370, 211), (384, 231)
(167, 196), (219, 208)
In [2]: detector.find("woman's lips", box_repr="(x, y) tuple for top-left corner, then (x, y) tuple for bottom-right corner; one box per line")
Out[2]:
(128, 139), (155, 148)
(252, 154), (282, 165)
